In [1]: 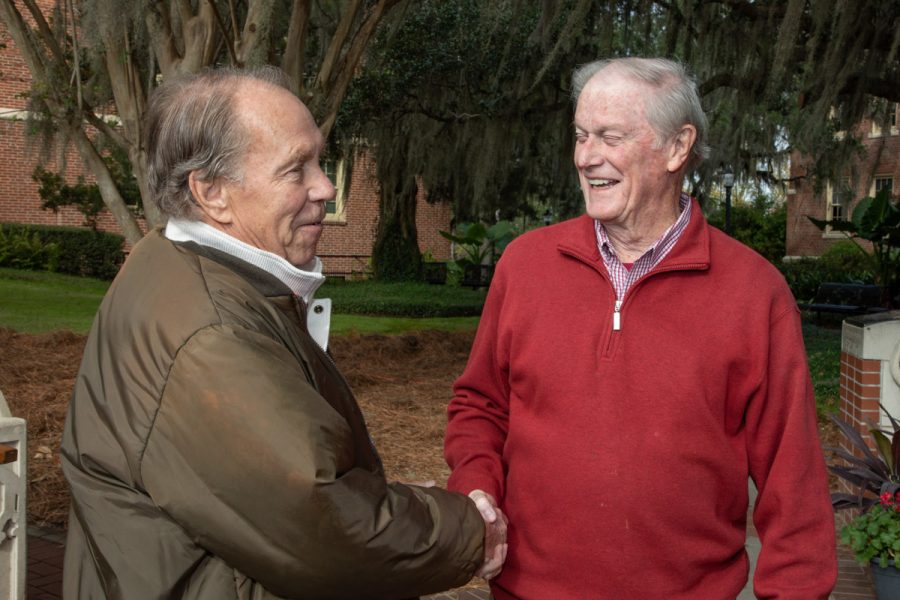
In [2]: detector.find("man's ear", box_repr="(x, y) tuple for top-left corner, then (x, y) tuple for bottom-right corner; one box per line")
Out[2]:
(188, 171), (232, 225)
(666, 124), (697, 173)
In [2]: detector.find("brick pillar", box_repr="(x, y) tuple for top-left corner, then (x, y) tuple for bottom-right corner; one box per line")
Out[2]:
(839, 354), (886, 453)
(837, 312), (900, 506)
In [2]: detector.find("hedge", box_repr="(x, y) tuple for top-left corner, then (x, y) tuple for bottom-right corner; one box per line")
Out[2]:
(777, 241), (876, 304)
(0, 223), (125, 279)
(320, 279), (486, 317)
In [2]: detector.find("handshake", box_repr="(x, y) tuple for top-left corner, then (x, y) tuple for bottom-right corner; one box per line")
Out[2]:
(468, 489), (509, 581)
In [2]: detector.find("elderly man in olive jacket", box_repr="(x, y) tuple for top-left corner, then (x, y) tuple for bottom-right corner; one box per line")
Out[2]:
(60, 67), (506, 600)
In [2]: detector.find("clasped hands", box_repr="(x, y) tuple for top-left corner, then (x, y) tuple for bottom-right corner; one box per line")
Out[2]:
(468, 489), (508, 581)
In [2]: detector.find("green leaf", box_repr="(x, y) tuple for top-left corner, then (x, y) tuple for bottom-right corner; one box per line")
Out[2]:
(872, 428), (896, 473)
(850, 196), (874, 232)
(486, 220), (515, 241)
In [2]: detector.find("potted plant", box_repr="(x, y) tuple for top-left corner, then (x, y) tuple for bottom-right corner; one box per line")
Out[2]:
(828, 406), (900, 598)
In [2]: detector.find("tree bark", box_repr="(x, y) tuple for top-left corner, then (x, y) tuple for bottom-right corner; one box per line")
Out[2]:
(314, 0), (402, 138)
(70, 125), (145, 245)
(282, 0), (311, 96)
(234, 0), (271, 66)
(372, 177), (421, 281)
(101, 29), (164, 228)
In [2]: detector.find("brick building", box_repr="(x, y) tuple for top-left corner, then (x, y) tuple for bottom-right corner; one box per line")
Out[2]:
(786, 106), (899, 258)
(0, 7), (452, 277)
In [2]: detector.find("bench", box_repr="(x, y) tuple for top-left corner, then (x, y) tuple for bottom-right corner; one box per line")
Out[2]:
(423, 262), (448, 285)
(797, 283), (888, 318)
(462, 264), (494, 289)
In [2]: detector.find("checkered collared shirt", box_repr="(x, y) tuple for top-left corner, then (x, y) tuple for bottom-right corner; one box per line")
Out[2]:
(595, 193), (692, 303)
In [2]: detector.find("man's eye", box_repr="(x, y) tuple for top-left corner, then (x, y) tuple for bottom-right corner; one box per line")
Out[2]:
(602, 135), (623, 145)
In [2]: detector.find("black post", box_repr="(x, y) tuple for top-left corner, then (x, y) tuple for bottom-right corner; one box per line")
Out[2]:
(725, 185), (732, 235)
(723, 167), (734, 236)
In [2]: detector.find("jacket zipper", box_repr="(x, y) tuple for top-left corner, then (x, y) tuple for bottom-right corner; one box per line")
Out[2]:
(606, 262), (707, 335)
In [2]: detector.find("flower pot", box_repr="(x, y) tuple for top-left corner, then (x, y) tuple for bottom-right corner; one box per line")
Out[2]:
(871, 560), (900, 599)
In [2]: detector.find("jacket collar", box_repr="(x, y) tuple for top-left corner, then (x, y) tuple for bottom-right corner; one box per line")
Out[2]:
(165, 217), (324, 304)
(155, 230), (295, 299)
(556, 197), (710, 272)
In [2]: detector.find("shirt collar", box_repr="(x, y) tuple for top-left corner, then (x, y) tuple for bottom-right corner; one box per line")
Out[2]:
(164, 217), (325, 305)
(595, 193), (691, 264)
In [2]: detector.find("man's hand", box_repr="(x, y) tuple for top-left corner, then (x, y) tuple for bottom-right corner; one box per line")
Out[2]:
(469, 489), (508, 581)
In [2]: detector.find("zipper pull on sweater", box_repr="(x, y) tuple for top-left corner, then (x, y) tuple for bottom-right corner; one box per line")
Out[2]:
(613, 300), (623, 331)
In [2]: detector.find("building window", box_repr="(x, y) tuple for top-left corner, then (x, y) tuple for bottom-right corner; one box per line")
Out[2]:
(826, 178), (853, 227)
(872, 175), (894, 194)
(872, 176), (893, 196)
(870, 104), (899, 137)
(322, 159), (346, 222)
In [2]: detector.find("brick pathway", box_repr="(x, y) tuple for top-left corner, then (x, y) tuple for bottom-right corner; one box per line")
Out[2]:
(25, 527), (65, 600)
(24, 525), (875, 599)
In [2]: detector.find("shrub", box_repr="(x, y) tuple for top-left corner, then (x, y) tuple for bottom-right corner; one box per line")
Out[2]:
(0, 223), (124, 279)
(707, 196), (786, 263)
(819, 240), (875, 282)
(778, 241), (877, 303)
(0, 228), (59, 271)
(320, 280), (485, 317)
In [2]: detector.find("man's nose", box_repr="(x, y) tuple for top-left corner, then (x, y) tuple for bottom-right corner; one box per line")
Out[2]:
(574, 137), (603, 169)
(309, 166), (336, 203)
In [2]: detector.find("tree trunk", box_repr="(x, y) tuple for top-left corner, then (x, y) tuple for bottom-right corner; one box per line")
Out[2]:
(282, 0), (312, 96)
(70, 126), (145, 246)
(101, 30), (163, 228)
(372, 178), (422, 281)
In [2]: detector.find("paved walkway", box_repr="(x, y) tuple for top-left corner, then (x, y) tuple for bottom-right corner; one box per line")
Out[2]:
(23, 520), (875, 600)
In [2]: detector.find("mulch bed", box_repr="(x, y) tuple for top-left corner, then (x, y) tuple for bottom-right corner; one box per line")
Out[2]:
(0, 328), (474, 529)
(1, 327), (841, 531)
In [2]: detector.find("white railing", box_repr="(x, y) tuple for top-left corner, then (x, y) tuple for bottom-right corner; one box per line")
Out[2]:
(0, 390), (25, 600)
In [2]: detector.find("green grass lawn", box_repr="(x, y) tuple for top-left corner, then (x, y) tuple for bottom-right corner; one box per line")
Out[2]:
(0, 267), (110, 333)
(803, 321), (843, 416)
(331, 314), (480, 335)
(0, 268), (481, 335)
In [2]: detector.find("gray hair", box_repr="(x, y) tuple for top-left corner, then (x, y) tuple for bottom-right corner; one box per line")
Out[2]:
(145, 66), (291, 219)
(571, 57), (709, 170)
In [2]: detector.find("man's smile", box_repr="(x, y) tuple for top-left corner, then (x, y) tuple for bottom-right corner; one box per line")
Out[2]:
(587, 178), (619, 188)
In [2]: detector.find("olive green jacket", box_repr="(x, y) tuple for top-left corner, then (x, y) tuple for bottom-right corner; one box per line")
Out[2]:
(60, 231), (483, 600)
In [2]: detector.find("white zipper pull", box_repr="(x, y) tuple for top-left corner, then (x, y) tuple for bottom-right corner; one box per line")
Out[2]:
(613, 300), (623, 331)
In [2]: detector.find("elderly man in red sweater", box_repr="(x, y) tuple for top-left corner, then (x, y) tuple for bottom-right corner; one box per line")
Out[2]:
(444, 57), (837, 599)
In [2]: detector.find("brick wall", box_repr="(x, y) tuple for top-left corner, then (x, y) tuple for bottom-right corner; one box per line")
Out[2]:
(835, 346), (883, 528)
(0, 1), (37, 110)
(839, 352), (884, 447)
(787, 124), (900, 257)
(304, 153), (451, 277)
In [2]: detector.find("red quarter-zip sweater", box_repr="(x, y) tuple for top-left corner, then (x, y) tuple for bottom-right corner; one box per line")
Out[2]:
(445, 201), (837, 599)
